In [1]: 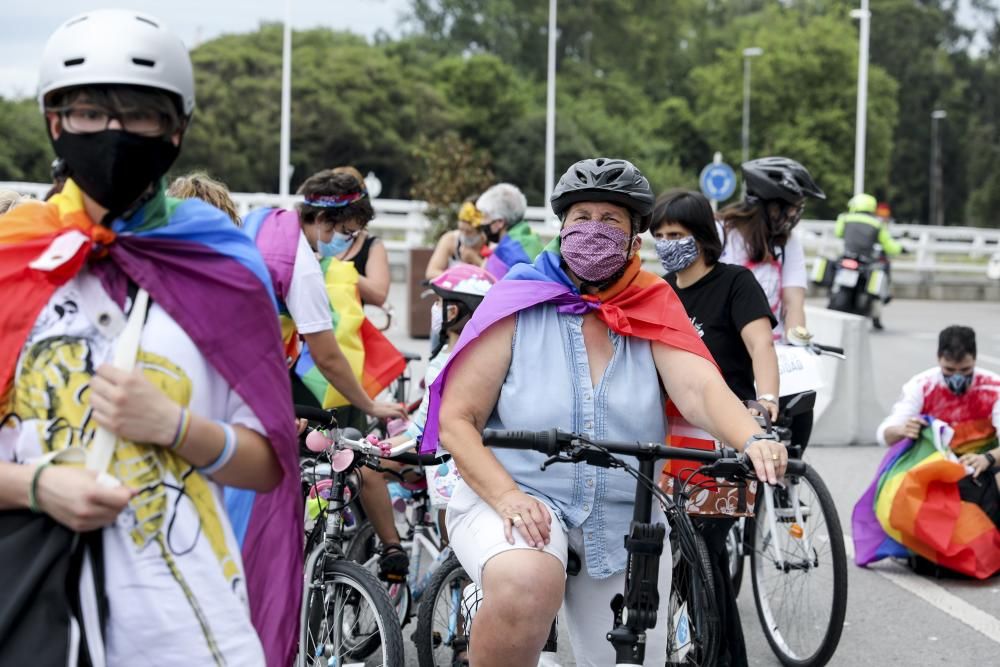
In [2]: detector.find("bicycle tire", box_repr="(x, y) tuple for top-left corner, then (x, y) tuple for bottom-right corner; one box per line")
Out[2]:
(346, 519), (412, 625)
(666, 528), (720, 667)
(414, 554), (472, 667)
(300, 554), (406, 667)
(749, 465), (847, 667)
(726, 520), (745, 596)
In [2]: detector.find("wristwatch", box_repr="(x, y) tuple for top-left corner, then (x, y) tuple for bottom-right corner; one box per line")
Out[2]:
(757, 394), (778, 405)
(744, 432), (780, 450)
(985, 452), (996, 467)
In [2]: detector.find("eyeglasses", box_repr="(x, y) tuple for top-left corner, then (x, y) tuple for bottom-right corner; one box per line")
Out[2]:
(57, 105), (172, 137)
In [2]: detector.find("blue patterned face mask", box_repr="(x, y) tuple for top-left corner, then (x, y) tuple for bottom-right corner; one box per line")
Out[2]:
(318, 232), (353, 258)
(944, 371), (973, 396)
(655, 236), (699, 274)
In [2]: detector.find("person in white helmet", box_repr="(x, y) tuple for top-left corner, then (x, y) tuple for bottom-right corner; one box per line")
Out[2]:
(0, 10), (297, 667)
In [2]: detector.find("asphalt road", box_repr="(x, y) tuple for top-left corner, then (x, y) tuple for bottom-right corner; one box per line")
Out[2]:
(376, 287), (1000, 666)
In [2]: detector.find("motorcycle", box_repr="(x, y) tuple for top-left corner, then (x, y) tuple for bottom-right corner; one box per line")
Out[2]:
(813, 252), (890, 326)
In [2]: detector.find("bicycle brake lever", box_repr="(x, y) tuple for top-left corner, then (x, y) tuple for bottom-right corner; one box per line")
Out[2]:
(540, 453), (577, 470)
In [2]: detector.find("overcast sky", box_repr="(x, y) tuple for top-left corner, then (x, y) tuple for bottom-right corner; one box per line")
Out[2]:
(1, 0), (410, 99)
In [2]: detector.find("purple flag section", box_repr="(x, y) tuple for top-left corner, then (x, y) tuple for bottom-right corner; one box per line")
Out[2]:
(420, 278), (586, 453)
(851, 438), (911, 566)
(106, 237), (300, 667)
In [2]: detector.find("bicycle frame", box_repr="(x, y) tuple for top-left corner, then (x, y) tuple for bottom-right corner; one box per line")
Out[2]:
(480, 429), (784, 666)
(759, 478), (813, 571)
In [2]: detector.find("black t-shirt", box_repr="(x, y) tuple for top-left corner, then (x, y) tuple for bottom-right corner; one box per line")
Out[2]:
(665, 263), (776, 401)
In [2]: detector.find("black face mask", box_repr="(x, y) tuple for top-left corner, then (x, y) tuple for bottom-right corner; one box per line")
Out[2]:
(483, 223), (503, 243)
(53, 130), (180, 219)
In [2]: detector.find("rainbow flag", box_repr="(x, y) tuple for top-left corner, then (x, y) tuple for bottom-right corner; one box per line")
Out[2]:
(421, 236), (714, 453)
(295, 257), (406, 407)
(484, 221), (544, 279)
(852, 418), (1000, 579)
(0, 181), (299, 667)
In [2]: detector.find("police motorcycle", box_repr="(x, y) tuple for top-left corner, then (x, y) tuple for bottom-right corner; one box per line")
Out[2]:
(812, 250), (889, 321)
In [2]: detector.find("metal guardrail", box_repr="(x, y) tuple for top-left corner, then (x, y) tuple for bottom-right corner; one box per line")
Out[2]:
(4, 181), (999, 281)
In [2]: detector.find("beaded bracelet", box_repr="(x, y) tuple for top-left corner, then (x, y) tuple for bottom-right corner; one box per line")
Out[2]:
(198, 422), (237, 476)
(170, 408), (192, 452)
(28, 460), (54, 513)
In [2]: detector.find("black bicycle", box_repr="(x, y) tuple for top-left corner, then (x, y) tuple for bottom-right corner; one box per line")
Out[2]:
(295, 405), (406, 667)
(480, 428), (811, 666)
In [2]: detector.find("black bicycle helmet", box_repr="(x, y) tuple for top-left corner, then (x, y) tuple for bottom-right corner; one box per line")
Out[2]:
(742, 157), (826, 204)
(550, 158), (655, 232)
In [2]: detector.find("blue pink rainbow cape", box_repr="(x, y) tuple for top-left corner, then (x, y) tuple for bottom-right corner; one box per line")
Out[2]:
(852, 417), (1000, 579)
(0, 182), (299, 667)
(421, 238), (715, 453)
(483, 221), (544, 279)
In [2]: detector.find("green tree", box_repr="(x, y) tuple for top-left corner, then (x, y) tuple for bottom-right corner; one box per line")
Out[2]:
(688, 7), (898, 218)
(0, 98), (53, 183)
(409, 131), (495, 241)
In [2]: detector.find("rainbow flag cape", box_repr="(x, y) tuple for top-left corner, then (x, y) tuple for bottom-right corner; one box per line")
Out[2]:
(483, 221), (545, 279)
(241, 207), (303, 364)
(295, 257), (406, 407)
(852, 418), (1000, 579)
(421, 237), (714, 453)
(0, 182), (299, 667)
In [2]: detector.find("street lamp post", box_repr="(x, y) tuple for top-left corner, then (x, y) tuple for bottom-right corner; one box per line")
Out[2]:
(851, 0), (871, 195)
(543, 0), (558, 212)
(741, 47), (763, 167)
(278, 0), (292, 197)
(930, 109), (947, 226)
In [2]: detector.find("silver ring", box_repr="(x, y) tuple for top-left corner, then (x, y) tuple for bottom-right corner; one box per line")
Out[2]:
(511, 515), (523, 525)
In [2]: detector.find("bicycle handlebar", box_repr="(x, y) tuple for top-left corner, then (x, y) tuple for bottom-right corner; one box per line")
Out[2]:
(294, 404), (337, 425)
(812, 342), (845, 356)
(482, 428), (805, 477)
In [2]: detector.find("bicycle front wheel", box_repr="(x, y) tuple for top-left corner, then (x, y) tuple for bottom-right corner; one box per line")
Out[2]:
(666, 529), (720, 667)
(300, 554), (405, 667)
(749, 464), (847, 667)
(414, 554), (472, 667)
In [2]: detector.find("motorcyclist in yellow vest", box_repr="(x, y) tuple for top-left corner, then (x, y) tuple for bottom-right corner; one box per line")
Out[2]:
(834, 193), (902, 329)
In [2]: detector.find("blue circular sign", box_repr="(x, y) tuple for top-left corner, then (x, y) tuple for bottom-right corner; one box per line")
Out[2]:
(699, 162), (737, 201)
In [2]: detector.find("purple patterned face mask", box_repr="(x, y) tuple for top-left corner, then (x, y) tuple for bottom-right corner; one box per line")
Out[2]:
(559, 220), (631, 283)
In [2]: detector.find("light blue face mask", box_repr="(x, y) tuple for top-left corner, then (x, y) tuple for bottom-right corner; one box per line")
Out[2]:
(318, 232), (353, 258)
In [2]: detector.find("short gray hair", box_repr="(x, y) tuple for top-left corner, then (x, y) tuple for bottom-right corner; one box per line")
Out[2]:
(0, 189), (23, 215)
(476, 183), (527, 227)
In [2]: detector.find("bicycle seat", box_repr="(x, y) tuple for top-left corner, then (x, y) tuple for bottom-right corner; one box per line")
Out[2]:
(402, 350), (422, 362)
(778, 390), (816, 421)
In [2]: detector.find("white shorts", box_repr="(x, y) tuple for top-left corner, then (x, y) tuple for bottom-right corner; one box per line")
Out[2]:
(445, 481), (672, 667)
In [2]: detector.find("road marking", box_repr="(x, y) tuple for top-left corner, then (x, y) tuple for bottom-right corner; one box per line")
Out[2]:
(844, 534), (1000, 645)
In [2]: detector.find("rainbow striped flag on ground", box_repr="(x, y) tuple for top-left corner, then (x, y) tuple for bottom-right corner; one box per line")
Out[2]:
(295, 257), (405, 407)
(0, 181), (299, 667)
(852, 418), (1000, 579)
(421, 236), (714, 452)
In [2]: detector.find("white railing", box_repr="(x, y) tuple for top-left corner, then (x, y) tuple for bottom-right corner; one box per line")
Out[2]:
(4, 181), (999, 280)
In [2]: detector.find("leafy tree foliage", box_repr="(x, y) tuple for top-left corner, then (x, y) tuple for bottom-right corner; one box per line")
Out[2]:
(0, 98), (52, 183)
(1, 1), (998, 226)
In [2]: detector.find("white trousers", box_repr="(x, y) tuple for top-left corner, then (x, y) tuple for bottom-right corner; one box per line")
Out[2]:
(446, 481), (672, 667)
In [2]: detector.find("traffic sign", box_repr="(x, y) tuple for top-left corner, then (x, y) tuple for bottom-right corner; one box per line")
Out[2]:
(699, 161), (737, 201)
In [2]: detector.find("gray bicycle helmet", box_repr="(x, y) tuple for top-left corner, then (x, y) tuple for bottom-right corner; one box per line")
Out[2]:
(550, 158), (655, 232)
(37, 9), (195, 117)
(742, 157), (825, 204)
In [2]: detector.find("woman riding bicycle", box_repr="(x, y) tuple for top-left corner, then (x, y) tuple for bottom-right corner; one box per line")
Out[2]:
(651, 190), (779, 667)
(719, 157), (825, 345)
(424, 157), (788, 667)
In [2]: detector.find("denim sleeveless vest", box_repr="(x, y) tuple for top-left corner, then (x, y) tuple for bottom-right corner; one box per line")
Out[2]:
(487, 303), (667, 577)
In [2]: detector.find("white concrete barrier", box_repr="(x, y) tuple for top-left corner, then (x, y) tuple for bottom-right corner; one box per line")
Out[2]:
(806, 305), (886, 445)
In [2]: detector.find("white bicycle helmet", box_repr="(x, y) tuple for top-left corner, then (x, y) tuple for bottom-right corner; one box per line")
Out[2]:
(37, 9), (195, 117)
